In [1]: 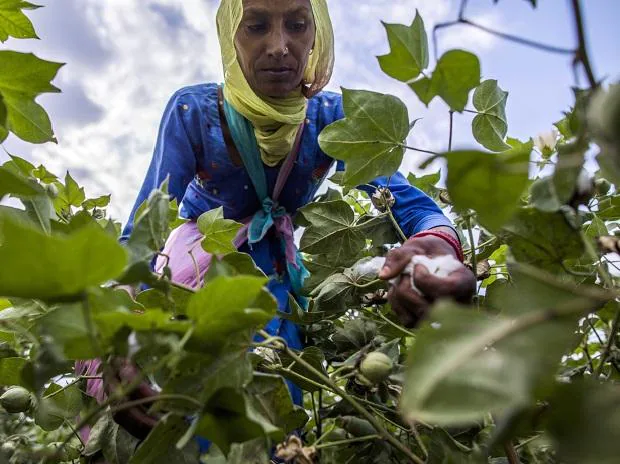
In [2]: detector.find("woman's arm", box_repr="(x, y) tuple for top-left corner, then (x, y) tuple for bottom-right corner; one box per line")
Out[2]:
(120, 90), (199, 242)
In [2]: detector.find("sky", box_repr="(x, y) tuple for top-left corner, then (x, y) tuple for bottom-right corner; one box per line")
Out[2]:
(1, 0), (619, 223)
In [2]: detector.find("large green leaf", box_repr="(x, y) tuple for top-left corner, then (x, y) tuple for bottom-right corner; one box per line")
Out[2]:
(197, 387), (281, 456)
(400, 296), (598, 425)
(377, 11), (428, 82)
(299, 200), (365, 266)
(318, 88), (409, 188)
(198, 207), (243, 255)
(410, 50), (480, 112)
(0, 51), (63, 143)
(588, 84), (620, 187)
(498, 208), (584, 272)
(0, 211), (127, 300)
(0, 0), (40, 42)
(471, 79), (510, 152)
(548, 381), (620, 464)
(186, 275), (275, 346)
(446, 140), (532, 232)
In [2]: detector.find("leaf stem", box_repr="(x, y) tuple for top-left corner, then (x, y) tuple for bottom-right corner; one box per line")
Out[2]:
(363, 307), (416, 338)
(570, 0), (598, 88)
(386, 205), (408, 243)
(448, 110), (455, 152)
(595, 309), (620, 377)
(314, 434), (382, 450)
(399, 144), (442, 157)
(465, 214), (477, 278)
(258, 330), (424, 464)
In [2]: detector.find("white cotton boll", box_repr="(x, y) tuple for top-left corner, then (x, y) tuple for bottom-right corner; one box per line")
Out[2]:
(354, 257), (387, 277)
(397, 254), (463, 295)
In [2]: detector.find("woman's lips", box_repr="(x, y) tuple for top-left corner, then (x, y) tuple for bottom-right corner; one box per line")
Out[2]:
(260, 68), (295, 80)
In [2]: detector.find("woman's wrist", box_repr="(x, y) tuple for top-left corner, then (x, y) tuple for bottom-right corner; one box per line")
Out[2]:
(410, 228), (464, 262)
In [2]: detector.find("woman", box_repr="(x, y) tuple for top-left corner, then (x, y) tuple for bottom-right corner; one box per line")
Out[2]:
(88, 0), (475, 448)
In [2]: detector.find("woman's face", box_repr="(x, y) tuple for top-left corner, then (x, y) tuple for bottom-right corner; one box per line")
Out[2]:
(235, 0), (316, 98)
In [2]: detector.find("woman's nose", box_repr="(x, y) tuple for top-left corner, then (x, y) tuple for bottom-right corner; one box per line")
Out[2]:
(266, 28), (289, 59)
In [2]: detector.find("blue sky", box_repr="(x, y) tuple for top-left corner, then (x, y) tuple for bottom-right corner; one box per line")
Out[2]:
(1, 0), (618, 221)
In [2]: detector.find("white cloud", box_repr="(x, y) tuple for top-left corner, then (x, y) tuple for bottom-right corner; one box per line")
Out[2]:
(2, 0), (502, 221)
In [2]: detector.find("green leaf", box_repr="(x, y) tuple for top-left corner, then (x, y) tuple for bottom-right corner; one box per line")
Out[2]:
(36, 303), (99, 359)
(472, 79), (510, 152)
(299, 200), (365, 266)
(0, 164), (44, 199)
(247, 373), (308, 433)
(310, 272), (354, 314)
(529, 177), (563, 212)
(186, 275), (275, 346)
(588, 84), (620, 187)
(409, 77), (435, 106)
(377, 11), (428, 82)
(197, 388), (281, 456)
(0, 0), (40, 42)
(446, 141), (532, 231)
(596, 196), (620, 220)
(131, 414), (197, 464)
(552, 140), (587, 204)
(0, 51), (63, 143)
(585, 214), (608, 238)
(0, 357), (30, 387)
(127, 184), (172, 264)
(95, 308), (191, 345)
(0, 212), (127, 300)
(407, 170), (440, 198)
(548, 380), (620, 464)
(498, 208), (584, 272)
(400, 298), (595, 425)
(410, 50), (480, 112)
(42, 382), (83, 418)
(198, 207), (243, 255)
(318, 88), (409, 188)
(82, 194), (111, 210)
(62, 171), (85, 207)
(278, 346), (328, 393)
(85, 413), (139, 462)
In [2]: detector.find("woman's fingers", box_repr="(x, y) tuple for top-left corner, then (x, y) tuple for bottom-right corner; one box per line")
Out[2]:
(379, 245), (420, 279)
(388, 276), (430, 328)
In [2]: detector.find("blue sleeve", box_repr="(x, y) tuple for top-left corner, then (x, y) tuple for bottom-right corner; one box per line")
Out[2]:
(332, 97), (454, 238)
(120, 91), (198, 242)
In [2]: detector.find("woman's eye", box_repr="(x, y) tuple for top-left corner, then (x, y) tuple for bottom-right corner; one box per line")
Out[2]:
(287, 21), (307, 32)
(247, 23), (267, 33)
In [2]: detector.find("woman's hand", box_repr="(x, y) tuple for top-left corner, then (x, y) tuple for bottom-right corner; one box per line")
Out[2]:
(378, 230), (476, 328)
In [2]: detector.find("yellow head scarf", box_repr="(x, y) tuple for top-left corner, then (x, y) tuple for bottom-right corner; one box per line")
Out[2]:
(216, 0), (334, 166)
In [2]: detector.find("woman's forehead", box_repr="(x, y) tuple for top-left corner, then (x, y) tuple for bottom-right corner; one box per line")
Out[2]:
(241, 0), (312, 14)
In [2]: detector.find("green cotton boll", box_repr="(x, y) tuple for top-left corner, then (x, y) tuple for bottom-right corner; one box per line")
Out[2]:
(0, 386), (33, 413)
(359, 351), (394, 385)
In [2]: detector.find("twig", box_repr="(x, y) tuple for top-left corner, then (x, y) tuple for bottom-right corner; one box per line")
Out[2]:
(595, 310), (620, 377)
(570, 0), (598, 88)
(504, 441), (520, 464)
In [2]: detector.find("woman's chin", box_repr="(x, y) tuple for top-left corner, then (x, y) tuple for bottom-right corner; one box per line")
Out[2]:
(256, 81), (303, 99)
